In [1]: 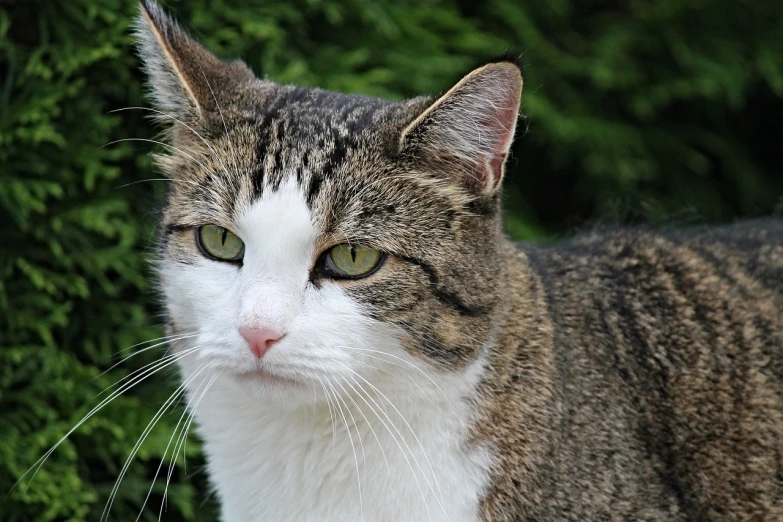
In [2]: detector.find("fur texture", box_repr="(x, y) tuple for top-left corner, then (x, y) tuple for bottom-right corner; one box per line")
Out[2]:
(137, 2), (783, 520)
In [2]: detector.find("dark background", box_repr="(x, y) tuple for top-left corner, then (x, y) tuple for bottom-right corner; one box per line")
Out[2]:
(2, 0), (782, 520)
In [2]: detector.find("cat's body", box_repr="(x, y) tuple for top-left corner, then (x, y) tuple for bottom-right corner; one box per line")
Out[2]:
(480, 222), (783, 520)
(135, 1), (783, 520)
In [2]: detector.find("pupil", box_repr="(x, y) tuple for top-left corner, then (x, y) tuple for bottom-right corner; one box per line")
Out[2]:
(221, 228), (227, 246)
(350, 245), (357, 263)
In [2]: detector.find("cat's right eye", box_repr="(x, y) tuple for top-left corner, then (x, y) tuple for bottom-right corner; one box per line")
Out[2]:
(196, 225), (245, 262)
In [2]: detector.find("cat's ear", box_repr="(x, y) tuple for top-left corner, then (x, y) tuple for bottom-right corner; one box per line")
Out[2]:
(399, 60), (523, 195)
(135, 0), (255, 122)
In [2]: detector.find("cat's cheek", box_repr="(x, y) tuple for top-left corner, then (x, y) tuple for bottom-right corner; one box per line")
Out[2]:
(277, 282), (401, 384)
(160, 260), (244, 343)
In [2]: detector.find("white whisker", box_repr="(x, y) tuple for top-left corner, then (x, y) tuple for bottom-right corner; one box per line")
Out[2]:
(134, 368), (209, 522)
(336, 364), (440, 521)
(99, 138), (208, 183)
(198, 63), (241, 182)
(15, 346), (199, 493)
(330, 376), (392, 482)
(347, 367), (451, 521)
(108, 107), (233, 179)
(103, 365), (207, 522)
(160, 373), (217, 522)
(93, 333), (197, 396)
(327, 379), (364, 522)
(345, 347), (453, 404)
(313, 375), (338, 451)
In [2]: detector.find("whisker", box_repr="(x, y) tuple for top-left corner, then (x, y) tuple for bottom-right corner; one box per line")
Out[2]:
(93, 333), (197, 396)
(327, 379), (364, 522)
(160, 373), (217, 522)
(101, 332), (191, 369)
(15, 346), (199, 493)
(344, 347), (453, 404)
(103, 365), (208, 522)
(330, 377), (392, 482)
(313, 375), (338, 452)
(338, 362), (448, 516)
(198, 63), (241, 181)
(343, 364), (448, 500)
(95, 342), (194, 399)
(334, 381), (367, 476)
(99, 139), (208, 184)
(116, 177), (196, 188)
(134, 369), (210, 522)
(337, 369), (435, 522)
(343, 351), (434, 407)
(108, 107), (233, 179)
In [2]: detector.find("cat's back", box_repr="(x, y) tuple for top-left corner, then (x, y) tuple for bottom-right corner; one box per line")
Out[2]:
(529, 218), (783, 297)
(512, 219), (783, 520)
(525, 219), (783, 348)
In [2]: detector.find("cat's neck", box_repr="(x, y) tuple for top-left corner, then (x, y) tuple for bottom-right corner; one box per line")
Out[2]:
(470, 240), (558, 517)
(186, 352), (493, 522)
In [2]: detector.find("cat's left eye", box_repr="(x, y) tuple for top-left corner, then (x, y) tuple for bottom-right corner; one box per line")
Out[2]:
(196, 225), (245, 262)
(324, 244), (384, 278)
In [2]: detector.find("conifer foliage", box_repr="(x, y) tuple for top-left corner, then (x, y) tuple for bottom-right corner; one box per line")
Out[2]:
(1, 0), (781, 520)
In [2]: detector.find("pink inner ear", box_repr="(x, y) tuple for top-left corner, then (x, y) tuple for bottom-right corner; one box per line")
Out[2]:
(481, 103), (518, 189)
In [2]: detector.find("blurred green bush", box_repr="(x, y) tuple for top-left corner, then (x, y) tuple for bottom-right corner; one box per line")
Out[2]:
(1, 0), (781, 520)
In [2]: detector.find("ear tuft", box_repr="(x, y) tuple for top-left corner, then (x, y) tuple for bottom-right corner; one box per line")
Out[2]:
(135, 0), (254, 121)
(400, 61), (523, 195)
(485, 50), (524, 70)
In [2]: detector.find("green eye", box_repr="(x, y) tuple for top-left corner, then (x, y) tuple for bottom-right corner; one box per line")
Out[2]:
(196, 225), (245, 262)
(325, 244), (384, 278)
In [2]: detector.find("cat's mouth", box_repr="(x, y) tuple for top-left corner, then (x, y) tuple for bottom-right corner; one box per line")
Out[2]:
(234, 366), (303, 388)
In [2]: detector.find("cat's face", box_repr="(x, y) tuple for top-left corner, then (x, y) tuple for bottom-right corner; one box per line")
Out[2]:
(139, 0), (522, 403)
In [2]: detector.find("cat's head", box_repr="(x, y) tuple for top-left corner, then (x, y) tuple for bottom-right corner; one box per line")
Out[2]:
(137, 0), (522, 404)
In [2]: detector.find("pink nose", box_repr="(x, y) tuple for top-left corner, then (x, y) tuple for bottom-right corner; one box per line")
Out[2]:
(239, 326), (284, 359)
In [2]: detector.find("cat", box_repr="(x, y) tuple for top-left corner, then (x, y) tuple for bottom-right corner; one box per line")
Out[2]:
(136, 1), (783, 520)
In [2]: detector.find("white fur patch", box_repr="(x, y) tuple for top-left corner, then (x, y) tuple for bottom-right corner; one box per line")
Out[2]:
(162, 176), (491, 521)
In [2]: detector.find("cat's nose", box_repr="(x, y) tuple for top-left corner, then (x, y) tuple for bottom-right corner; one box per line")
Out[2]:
(239, 326), (285, 359)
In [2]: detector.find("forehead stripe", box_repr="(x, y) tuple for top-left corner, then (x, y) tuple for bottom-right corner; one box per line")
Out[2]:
(306, 174), (323, 206)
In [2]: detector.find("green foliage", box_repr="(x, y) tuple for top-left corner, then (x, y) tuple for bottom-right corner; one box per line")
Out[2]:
(1, 0), (781, 520)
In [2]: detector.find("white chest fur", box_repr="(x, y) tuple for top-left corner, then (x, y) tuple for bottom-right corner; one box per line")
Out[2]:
(188, 374), (491, 522)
